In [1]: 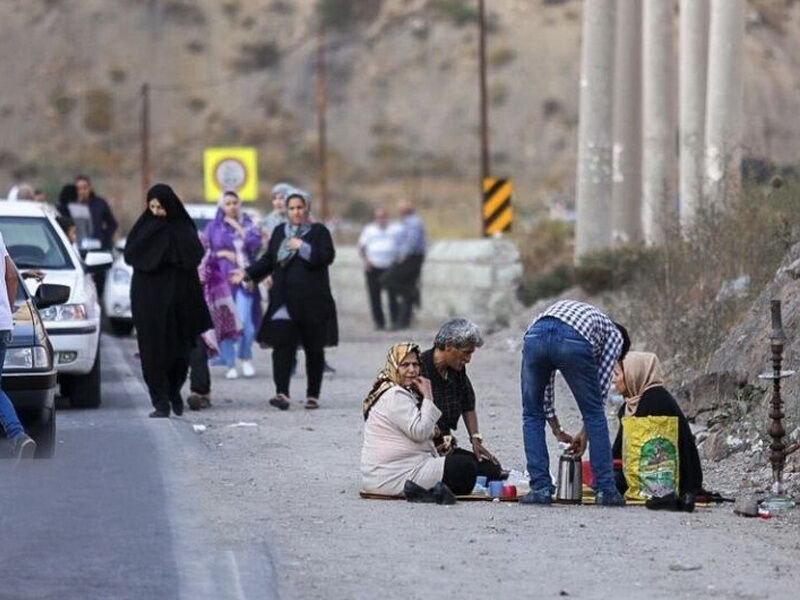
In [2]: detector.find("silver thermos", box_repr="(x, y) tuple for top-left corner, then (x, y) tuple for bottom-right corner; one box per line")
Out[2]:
(555, 453), (583, 504)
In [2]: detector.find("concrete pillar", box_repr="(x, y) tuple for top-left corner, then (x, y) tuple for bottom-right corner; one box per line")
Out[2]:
(612, 0), (643, 244)
(642, 0), (678, 244)
(704, 0), (746, 207)
(679, 0), (709, 229)
(575, 0), (616, 258)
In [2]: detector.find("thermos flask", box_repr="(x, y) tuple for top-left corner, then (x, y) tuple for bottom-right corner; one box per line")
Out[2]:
(555, 453), (583, 504)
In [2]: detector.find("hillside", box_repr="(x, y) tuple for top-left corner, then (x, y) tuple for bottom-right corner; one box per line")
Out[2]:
(1, 0), (799, 230)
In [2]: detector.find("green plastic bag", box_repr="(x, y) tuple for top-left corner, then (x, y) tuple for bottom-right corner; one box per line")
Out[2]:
(621, 416), (679, 501)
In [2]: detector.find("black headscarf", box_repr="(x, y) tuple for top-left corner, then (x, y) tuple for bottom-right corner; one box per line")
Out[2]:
(124, 183), (204, 272)
(57, 184), (77, 217)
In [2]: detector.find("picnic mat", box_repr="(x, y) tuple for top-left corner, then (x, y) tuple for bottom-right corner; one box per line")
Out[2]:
(360, 486), (719, 506)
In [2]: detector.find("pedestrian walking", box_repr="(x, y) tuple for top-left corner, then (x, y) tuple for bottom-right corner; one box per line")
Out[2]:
(260, 182), (291, 243)
(231, 189), (337, 411)
(0, 233), (36, 459)
(519, 299), (630, 506)
(124, 184), (212, 418)
(202, 191), (262, 379)
(358, 207), (399, 330)
(383, 199), (425, 329)
(74, 174), (118, 250)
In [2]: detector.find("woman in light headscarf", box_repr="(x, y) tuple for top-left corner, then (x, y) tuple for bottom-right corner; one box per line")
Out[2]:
(202, 190), (262, 379)
(125, 184), (212, 418)
(360, 343), (477, 497)
(611, 351), (704, 498)
(231, 189), (337, 410)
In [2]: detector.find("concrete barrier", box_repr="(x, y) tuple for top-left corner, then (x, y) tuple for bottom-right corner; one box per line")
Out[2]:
(330, 239), (523, 330)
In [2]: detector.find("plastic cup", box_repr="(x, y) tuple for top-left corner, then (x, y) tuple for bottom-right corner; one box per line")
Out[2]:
(488, 481), (504, 498)
(475, 475), (488, 488)
(502, 485), (517, 499)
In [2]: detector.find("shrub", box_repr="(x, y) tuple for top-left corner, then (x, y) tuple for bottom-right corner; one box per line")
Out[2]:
(233, 42), (280, 72)
(489, 46), (516, 68)
(163, 1), (207, 25)
(318, 0), (383, 31)
(84, 88), (113, 133)
(518, 263), (575, 305)
(430, 0), (478, 27)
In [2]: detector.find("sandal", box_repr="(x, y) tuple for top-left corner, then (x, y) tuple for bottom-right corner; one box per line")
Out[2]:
(305, 397), (319, 410)
(269, 393), (290, 411)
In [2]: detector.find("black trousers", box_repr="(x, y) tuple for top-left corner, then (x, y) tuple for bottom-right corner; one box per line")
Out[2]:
(365, 267), (398, 329)
(450, 447), (505, 481)
(189, 335), (210, 395)
(270, 320), (326, 398)
(442, 452), (478, 495)
(382, 254), (424, 328)
(143, 346), (191, 413)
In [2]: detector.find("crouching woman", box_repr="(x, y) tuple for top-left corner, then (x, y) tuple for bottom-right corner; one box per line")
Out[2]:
(361, 343), (477, 497)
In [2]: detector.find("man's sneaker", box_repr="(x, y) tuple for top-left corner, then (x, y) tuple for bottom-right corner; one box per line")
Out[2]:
(595, 489), (626, 506)
(225, 368), (239, 380)
(12, 433), (37, 460)
(519, 487), (553, 505)
(241, 360), (255, 378)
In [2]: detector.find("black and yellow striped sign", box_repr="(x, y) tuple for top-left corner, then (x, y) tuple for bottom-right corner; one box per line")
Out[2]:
(482, 178), (513, 236)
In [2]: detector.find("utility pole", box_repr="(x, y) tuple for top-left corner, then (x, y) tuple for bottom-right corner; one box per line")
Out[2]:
(642, 0), (677, 245)
(705, 0), (745, 207)
(612, 0), (642, 244)
(679, 0), (710, 230)
(478, 0), (490, 186)
(315, 20), (330, 222)
(575, 0), (616, 258)
(140, 82), (150, 200)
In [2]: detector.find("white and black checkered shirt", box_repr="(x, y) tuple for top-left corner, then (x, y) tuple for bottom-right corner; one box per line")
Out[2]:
(533, 300), (623, 419)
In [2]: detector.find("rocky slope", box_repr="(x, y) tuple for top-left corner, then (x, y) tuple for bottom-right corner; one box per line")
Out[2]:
(1, 0), (799, 227)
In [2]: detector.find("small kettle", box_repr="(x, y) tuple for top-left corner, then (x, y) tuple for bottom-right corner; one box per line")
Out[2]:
(555, 452), (583, 504)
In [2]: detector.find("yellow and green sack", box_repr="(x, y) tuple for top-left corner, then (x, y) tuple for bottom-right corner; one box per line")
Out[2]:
(621, 416), (679, 501)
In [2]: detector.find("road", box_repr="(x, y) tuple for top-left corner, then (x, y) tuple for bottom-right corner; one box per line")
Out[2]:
(0, 334), (279, 600)
(2, 325), (799, 599)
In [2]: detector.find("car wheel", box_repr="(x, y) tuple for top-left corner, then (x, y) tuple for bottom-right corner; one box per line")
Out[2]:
(67, 349), (102, 409)
(31, 408), (56, 458)
(109, 318), (134, 337)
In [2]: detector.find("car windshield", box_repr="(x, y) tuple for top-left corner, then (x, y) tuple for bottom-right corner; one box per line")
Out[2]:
(0, 216), (73, 270)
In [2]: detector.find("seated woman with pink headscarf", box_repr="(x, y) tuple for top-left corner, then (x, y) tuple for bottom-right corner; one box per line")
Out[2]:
(611, 351), (704, 505)
(361, 343), (478, 499)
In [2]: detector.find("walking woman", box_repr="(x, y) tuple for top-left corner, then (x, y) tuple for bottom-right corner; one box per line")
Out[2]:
(125, 184), (212, 418)
(231, 189), (337, 410)
(203, 190), (262, 379)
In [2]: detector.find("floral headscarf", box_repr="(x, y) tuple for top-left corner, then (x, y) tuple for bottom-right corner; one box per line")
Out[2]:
(362, 342), (422, 420)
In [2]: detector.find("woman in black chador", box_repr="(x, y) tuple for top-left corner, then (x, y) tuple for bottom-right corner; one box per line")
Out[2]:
(125, 184), (212, 418)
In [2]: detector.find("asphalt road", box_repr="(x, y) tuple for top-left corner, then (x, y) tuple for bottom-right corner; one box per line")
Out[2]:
(0, 334), (279, 600)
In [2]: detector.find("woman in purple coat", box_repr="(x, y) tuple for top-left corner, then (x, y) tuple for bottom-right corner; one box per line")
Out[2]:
(203, 191), (262, 379)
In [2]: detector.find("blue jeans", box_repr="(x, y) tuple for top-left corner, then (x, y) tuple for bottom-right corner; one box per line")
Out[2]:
(521, 317), (615, 493)
(0, 330), (24, 439)
(218, 290), (256, 368)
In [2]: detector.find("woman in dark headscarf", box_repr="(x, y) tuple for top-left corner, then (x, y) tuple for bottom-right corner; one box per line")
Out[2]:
(124, 184), (212, 418)
(231, 189), (337, 410)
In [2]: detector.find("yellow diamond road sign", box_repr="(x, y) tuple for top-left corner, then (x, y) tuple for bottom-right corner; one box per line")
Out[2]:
(204, 147), (258, 202)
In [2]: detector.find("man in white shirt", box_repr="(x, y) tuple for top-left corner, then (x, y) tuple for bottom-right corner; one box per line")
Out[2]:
(358, 208), (399, 330)
(0, 232), (36, 460)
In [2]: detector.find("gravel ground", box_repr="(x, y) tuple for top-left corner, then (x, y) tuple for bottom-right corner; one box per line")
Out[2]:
(122, 316), (800, 600)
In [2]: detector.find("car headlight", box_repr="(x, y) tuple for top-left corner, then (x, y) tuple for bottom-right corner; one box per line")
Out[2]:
(111, 267), (131, 285)
(3, 346), (51, 370)
(39, 303), (88, 322)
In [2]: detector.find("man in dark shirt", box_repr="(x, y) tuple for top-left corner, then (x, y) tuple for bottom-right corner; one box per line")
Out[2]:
(419, 318), (505, 481)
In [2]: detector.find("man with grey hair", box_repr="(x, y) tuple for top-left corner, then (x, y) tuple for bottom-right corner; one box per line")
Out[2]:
(419, 318), (505, 481)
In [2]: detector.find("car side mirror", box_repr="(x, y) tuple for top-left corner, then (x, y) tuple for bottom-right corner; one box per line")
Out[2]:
(34, 283), (71, 309)
(84, 251), (113, 274)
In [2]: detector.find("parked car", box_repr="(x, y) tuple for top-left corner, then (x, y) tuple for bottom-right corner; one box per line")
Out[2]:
(103, 203), (262, 337)
(3, 272), (70, 457)
(0, 201), (112, 408)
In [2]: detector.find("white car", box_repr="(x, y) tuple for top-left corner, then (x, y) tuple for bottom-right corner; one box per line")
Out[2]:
(104, 203), (262, 336)
(0, 200), (112, 407)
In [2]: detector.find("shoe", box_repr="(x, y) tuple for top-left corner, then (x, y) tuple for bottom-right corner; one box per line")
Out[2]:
(225, 368), (239, 380)
(431, 482), (457, 505)
(323, 362), (336, 374)
(678, 492), (696, 513)
(403, 480), (437, 503)
(171, 398), (184, 416)
(12, 433), (36, 460)
(187, 393), (203, 411)
(596, 489), (626, 506)
(519, 488), (553, 505)
(241, 360), (255, 378)
(269, 393), (290, 410)
(305, 397), (320, 410)
(644, 493), (678, 511)
(199, 395), (212, 409)
(149, 410), (170, 418)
